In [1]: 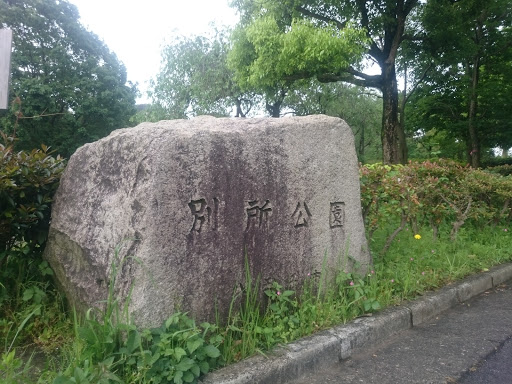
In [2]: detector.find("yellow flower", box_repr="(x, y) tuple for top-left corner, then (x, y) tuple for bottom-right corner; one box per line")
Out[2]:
(414, 234), (421, 240)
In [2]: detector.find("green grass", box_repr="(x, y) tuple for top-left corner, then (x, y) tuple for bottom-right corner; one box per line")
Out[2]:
(373, 224), (512, 303)
(219, 223), (512, 364)
(1, 223), (511, 383)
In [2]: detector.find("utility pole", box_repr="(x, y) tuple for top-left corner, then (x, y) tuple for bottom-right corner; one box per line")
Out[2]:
(0, 29), (13, 111)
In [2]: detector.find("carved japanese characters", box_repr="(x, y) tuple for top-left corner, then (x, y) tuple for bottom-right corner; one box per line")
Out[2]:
(44, 115), (370, 327)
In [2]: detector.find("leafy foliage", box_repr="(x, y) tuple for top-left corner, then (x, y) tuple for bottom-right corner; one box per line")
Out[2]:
(228, 16), (368, 91)
(140, 24), (380, 126)
(0, 133), (68, 380)
(0, 140), (65, 255)
(0, 133), (65, 306)
(0, 349), (35, 384)
(360, 160), (512, 251)
(124, 314), (222, 384)
(228, 0), (421, 164)
(0, 0), (137, 157)
(136, 28), (259, 122)
(406, 0), (512, 166)
(54, 311), (223, 384)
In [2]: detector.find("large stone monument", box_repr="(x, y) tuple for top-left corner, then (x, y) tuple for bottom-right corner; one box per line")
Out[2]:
(44, 115), (370, 328)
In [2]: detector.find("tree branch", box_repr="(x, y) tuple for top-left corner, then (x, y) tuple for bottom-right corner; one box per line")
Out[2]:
(348, 67), (381, 82)
(355, 0), (385, 63)
(404, 62), (433, 104)
(388, 14), (406, 63)
(440, 194), (472, 241)
(316, 66), (383, 89)
(316, 72), (375, 88)
(401, 33), (427, 42)
(381, 210), (408, 255)
(295, 6), (346, 30)
(18, 112), (66, 119)
(281, 58), (383, 90)
(404, 0), (419, 15)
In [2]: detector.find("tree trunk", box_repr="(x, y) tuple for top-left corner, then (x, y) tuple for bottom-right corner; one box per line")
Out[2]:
(397, 112), (407, 164)
(265, 88), (287, 118)
(359, 124), (365, 162)
(381, 61), (403, 164)
(398, 65), (409, 163)
(265, 101), (281, 117)
(235, 99), (246, 118)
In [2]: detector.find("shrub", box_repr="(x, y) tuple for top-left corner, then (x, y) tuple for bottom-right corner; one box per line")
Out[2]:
(360, 160), (512, 253)
(0, 131), (66, 311)
(486, 164), (512, 177)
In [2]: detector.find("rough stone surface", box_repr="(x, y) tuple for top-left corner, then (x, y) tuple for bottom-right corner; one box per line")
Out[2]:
(405, 286), (459, 326)
(456, 273), (493, 303)
(333, 306), (412, 359)
(200, 330), (341, 384)
(490, 262), (512, 286)
(44, 115), (370, 327)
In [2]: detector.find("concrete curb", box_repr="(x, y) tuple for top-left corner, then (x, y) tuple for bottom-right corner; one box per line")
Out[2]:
(200, 262), (512, 384)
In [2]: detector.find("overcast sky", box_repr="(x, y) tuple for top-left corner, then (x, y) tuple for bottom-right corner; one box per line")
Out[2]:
(68, 0), (239, 102)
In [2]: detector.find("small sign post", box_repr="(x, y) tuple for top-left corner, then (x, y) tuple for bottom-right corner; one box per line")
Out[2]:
(0, 29), (13, 110)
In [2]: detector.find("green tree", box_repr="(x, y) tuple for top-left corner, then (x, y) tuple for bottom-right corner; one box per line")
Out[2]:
(140, 29), (260, 122)
(228, 0), (421, 164)
(408, 0), (512, 167)
(0, 0), (137, 157)
(144, 24), (382, 157)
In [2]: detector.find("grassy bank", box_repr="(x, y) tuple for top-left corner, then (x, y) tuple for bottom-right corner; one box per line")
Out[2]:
(1, 222), (510, 383)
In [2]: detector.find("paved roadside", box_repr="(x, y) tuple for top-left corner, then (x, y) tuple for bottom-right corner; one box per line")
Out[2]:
(289, 279), (512, 383)
(200, 263), (512, 384)
(458, 336), (512, 384)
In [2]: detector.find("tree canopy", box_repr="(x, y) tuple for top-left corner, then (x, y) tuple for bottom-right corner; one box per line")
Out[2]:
(405, 0), (512, 166)
(0, 0), (137, 157)
(134, 28), (260, 123)
(128, 0), (512, 166)
(144, 25), (382, 162)
(228, 0), (420, 164)
(225, 0), (512, 165)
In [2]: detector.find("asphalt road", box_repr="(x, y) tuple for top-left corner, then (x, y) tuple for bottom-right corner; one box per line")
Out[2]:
(289, 280), (512, 384)
(458, 336), (512, 384)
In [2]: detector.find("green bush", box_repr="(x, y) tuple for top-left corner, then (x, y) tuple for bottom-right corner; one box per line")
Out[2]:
(481, 157), (512, 168)
(360, 160), (512, 253)
(486, 164), (512, 177)
(0, 136), (65, 256)
(0, 132), (66, 345)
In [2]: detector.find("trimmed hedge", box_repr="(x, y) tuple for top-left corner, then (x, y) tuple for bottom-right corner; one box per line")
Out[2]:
(360, 160), (512, 254)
